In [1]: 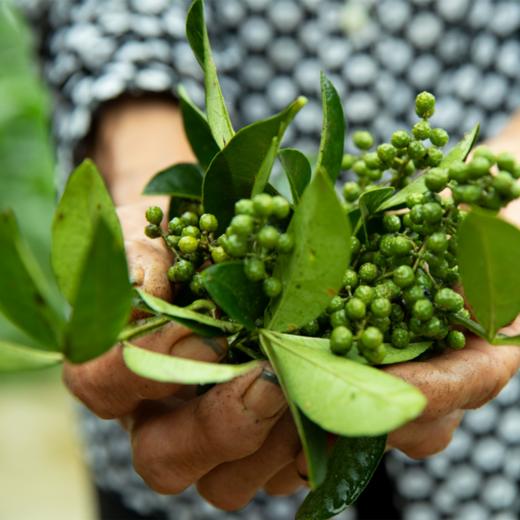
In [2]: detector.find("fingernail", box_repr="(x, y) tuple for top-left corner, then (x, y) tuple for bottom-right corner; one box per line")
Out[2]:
(243, 368), (286, 420)
(170, 335), (227, 363)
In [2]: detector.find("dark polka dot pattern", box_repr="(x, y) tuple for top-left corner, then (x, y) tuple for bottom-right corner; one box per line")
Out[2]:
(16, 0), (520, 518)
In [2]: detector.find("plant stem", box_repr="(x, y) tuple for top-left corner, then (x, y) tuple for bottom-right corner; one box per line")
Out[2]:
(118, 316), (170, 342)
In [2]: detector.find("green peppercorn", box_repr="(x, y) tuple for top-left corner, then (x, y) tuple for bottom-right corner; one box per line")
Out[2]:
(468, 157), (491, 179)
(301, 319), (319, 336)
(474, 146), (496, 164)
(363, 344), (387, 364)
(166, 235), (180, 248)
(244, 257), (266, 281)
(230, 214), (254, 236)
(330, 309), (349, 328)
(371, 297), (392, 318)
(353, 130), (374, 150)
(409, 204), (423, 224)
(272, 196), (290, 219)
(426, 232), (448, 253)
(211, 246), (229, 263)
(168, 217), (184, 235)
(181, 211), (199, 226)
(354, 285), (375, 305)
(406, 192), (424, 208)
(415, 91), (435, 118)
(422, 202), (443, 223)
(430, 128), (449, 147)
(496, 152), (516, 173)
(413, 299), (434, 321)
(360, 326), (383, 350)
(341, 153), (356, 170)
(263, 277), (282, 298)
(377, 143), (397, 165)
(350, 236), (361, 256)
(391, 303), (405, 321)
(345, 297), (366, 319)
(393, 265), (415, 287)
(168, 259), (194, 282)
(409, 317), (424, 334)
(424, 316), (446, 339)
(252, 193), (273, 217)
(224, 234), (248, 257)
(178, 236), (199, 254)
(278, 233), (294, 253)
(235, 199), (255, 215)
(408, 140), (427, 160)
(145, 206), (163, 225)
(426, 147), (443, 166)
(258, 225), (280, 249)
(189, 273), (205, 295)
(199, 213), (218, 232)
(327, 295), (344, 313)
(353, 160), (368, 176)
(181, 225), (201, 238)
(359, 263), (378, 283)
(447, 330), (466, 349)
(403, 285), (424, 305)
(379, 234), (395, 256)
(367, 168), (383, 181)
(382, 214), (400, 233)
(330, 326), (353, 355)
(425, 168), (449, 192)
(434, 288), (464, 312)
(412, 120), (431, 140)
(461, 185), (482, 203)
(343, 181), (361, 202)
(144, 224), (161, 239)
(391, 236), (413, 256)
(391, 328), (410, 349)
(391, 130), (411, 149)
(343, 269), (358, 289)
(364, 152), (382, 170)
(493, 172), (514, 195)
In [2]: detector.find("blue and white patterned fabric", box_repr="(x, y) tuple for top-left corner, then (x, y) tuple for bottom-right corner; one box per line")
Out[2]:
(17, 0), (520, 518)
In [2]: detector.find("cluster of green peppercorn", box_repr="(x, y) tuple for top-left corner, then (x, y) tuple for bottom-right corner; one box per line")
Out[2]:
(144, 91), (520, 364)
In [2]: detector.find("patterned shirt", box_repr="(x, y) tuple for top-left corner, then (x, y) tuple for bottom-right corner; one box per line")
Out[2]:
(18, 0), (520, 518)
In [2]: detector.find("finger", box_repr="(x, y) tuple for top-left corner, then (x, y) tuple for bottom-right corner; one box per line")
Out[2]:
(384, 334), (520, 422)
(387, 410), (464, 459)
(197, 411), (300, 510)
(130, 363), (287, 495)
(264, 462), (306, 496)
(63, 323), (226, 418)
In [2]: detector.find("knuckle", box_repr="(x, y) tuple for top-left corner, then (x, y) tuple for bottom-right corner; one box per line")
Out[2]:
(197, 484), (249, 512)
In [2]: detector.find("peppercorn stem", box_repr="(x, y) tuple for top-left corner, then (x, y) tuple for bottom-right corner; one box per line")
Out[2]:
(118, 316), (170, 342)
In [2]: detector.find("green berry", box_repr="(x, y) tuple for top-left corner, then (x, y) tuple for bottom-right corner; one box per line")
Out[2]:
(360, 327), (383, 350)
(412, 120), (431, 140)
(359, 263), (378, 283)
(181, 211), (199, 226)
(403, 285), (424, 305)
(354, 285), (374, 305)
(235, 199), (255, 216)
(426, 147), (443, 166)
(278, 233), (294, 253)
(330, 309), (349, 328)
(230, 214), (254, 236)
(415, 91), (435, 118)
(430, 128), (449, 147)
(350, 236), (361, 256)
(448, 161), (469, 183)
(145, 206), (163, 225)
(363, 344), (387, 364)
(224, 234), (248, 257)
(383, 214), (401, 233)
(409, 204), (423, 224)
(391, 236), (413, 256)
(353, 130), (374, 150)
(377, 143), (397, 165)
(422, 202), (443, 223)
(343, 181), (361, 202)
(425, 168), (449, 192)
(272, 196), (290, 219)
(302, 319), (319, 336)
(166, 235), (180, 248)
(426, 232), (448, 253)
(199, 213), (218, 232)
(182, 225), (201, 238)
(144, 224), (161, 239)
(424, 316), (447, 339)
(413, 299), (434, 321)
(391, 130), (411, 149)
(168, 217), (184, 235)
(408, 140), (427, 160)
(258, 225), (280, 249)
(393, 265), (415, 287)
(353, 160), (368, 176)
(496, 152), (516, 173)
(211, 246), (228, 263)
(244, 257), (266, 281)
(447, 330), (466, 350)
(468, 157), (491, 179)
(474, 146), (496, 163)
(327, 295), (344, 313)
(391, 328), (410, 349)
(168, 259), (194, 282)
(178, 236), (199, 254)
(343, 269), (358, 289)
(252, 194), (273, 217)
(345, 297), (366, 319)
(341, 153), (356, 170)
(493, 172), (514, 195)
(406, 192), (424, 208)
(189, 273), (205, 295)
(434, 288), (464, 312)
(364, 152), (382, 169)
(263, 277), (282, 298)
(371, 297), (391, 318)
(330, 326), (353, 355)
(461, 185), (482, 203)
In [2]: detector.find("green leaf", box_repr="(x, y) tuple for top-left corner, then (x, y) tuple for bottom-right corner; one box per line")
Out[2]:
(64, 219), (132, 363)
(267, 170), (350, 332)
(251, 136), (280, 197)
(458, 209), (520, 338)
(491, 334), (520, 346)
(142, 163), (202, 198)
(359, 188), (395, 216)
(314, 73), (345, 182)
(296, 436), (387, 520)
(52, 159), (122, 303)
(137, 288), (242, 335)
(451, 313), (487, 338)
(377, 124), (480, 212)
(0, 210), (63, 348)
(380, 342), (432, 364)
(186, 0), (234, 148)
(0, 340), (63, 373)
(261, 331), (427, 436)
(279, 148), (312, 204)
(201, 262), (267, 330)
(203, 97), (307, 232)
(122, 342), (258, 384)
(178, 85), (220, 170)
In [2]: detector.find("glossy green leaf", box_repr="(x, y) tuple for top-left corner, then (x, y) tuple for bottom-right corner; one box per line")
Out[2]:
(262, 331), (427, 436)
(315, 73), (345, 182)
(178, 85), (220, 170)
(0, 340), (63, 373)
(267, 170), (350, 332)
(186, 0), (234, 148)
(279, 148), (312, 204)
(201, 262), (267, 330)
(0, 210), (63, 348)
(65, 219), (132, 363)
(296, 436), (387, 520)
(143, 163), (202, 198)
(52, 159), (122, 303)
(137, 289), (242, 335)
(251, 136), (280, 197)
(451, 313), (487, 338)
(377, 124), (480, 212)
(458, 209), (520, 337)
(203, 97), (307, 232)
(359, 188), (395, 216)
(492, 334), (520, 346)
(380, 342), (432, 364)
(123, 343), (258, 384)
